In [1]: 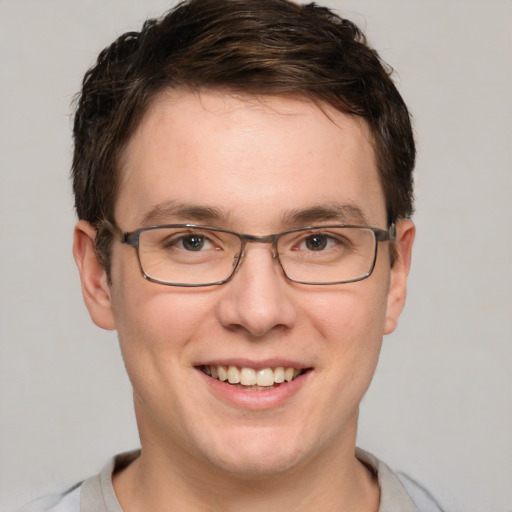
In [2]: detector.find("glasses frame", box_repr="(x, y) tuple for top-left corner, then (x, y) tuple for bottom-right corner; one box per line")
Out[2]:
(102, 220), (395, 287)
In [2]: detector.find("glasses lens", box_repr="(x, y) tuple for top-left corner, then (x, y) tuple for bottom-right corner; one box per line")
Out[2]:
(138, 227), (242, 285)
(277, 227), (377, 284)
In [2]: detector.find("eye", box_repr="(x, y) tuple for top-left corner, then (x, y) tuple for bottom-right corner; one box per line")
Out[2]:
(299, 233), (339, 251)
(304, 234), (329, 251)
(163, 232), (216, 252)
(181, 234), (208, 251)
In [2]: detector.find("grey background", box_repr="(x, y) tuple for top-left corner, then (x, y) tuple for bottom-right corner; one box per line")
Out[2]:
(0, 1), (510, 511)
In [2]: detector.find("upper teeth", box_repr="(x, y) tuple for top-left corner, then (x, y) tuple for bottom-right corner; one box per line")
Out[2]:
(203, 365), (301, 387)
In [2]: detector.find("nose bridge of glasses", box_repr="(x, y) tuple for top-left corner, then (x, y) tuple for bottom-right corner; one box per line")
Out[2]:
(234, 233), (281, 275)
(240, 233), (280, 256)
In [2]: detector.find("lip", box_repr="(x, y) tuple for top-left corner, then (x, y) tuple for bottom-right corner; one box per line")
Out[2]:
(195, 358), (309, 371)
(195, 361), (312, 410)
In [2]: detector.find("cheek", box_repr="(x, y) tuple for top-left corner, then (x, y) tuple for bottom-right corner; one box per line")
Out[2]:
(112, 286), (216, 355)
(107, 252), (212, 378)
(109, 286), (219, 433)
(307, 281), (389, 348)
(110, 245), (212, 338)
(289, 286), (389, 443)
(305, 280), (389, 390)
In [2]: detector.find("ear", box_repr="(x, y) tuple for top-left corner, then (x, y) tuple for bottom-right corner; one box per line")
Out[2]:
(384, 219), (415, 335)
(73, 220), (116, 330)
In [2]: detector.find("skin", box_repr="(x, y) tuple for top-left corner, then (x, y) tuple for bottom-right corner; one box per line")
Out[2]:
(73, 90), (415, 511)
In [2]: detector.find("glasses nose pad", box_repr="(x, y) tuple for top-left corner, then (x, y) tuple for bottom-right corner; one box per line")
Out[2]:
(273, 246), (288, 278)
(228, 244), (246, 279)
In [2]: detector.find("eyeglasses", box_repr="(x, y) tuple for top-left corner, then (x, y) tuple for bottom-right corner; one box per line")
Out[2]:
(102, 221), (395, 287)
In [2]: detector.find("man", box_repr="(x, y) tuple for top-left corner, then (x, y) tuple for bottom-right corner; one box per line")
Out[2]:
(23, 0), (442, 510)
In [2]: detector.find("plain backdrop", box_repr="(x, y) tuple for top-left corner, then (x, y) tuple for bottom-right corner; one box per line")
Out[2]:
(0, 1), (510, 511)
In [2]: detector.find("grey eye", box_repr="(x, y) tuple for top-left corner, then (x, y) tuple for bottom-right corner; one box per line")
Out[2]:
(305, 234), (328, 251)
(182, 235), (205, 251)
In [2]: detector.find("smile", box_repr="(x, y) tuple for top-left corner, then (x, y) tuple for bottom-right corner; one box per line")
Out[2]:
(199, 365), (306, 390)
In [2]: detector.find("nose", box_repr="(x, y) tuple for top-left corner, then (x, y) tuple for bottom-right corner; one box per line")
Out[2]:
(216, 244), (297, 338)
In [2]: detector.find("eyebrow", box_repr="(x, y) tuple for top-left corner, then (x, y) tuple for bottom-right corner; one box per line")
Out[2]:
(283, 203), (369, 226)
(136, 200), (369, 228)
(136, 201), (231, 226)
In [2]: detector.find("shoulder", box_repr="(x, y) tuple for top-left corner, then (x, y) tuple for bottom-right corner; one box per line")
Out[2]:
(356, 448), (444, 512)
(396, 472), (445, 512)
(17, 483), (81, 512)
(18, 450), (140, 512)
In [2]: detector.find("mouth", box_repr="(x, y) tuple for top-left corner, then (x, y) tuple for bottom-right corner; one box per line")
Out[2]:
(198, 365), (308, 391)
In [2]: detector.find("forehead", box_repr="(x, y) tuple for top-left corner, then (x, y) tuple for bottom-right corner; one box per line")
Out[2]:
(115, 89), (385, 230)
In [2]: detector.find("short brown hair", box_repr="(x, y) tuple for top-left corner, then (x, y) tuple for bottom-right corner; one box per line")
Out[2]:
(72, 0), (415, 270)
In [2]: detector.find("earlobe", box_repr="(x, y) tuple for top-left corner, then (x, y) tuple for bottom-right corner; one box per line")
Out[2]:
(384, 219), (415, 335)
(73, 220), (116, 330)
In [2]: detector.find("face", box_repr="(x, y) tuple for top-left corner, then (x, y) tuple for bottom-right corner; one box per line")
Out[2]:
(74, 90), (414, 478)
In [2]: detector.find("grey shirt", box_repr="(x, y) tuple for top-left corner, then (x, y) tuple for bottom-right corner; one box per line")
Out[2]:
(20, 449), (443, 512)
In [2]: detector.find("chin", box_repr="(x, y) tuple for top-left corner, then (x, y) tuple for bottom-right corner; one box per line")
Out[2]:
(208, 450), (304, 479)
(194, 425), (316, 478)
